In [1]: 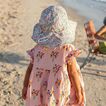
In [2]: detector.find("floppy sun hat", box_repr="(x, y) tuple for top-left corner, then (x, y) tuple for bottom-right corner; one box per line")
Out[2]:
(32, 5), (77, 47)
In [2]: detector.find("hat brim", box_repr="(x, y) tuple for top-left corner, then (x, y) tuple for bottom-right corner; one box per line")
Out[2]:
(32, 20), (77, 46)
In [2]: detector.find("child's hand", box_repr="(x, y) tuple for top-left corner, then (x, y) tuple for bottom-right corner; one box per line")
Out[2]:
(76, 88), (84, 105)
(22, 86), (27, 100)
(76, 92), (83, 104)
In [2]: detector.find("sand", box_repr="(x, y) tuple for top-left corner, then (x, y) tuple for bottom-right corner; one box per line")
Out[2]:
(0, 0), (106, 106)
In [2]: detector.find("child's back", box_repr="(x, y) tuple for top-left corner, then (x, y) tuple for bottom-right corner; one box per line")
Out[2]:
(26, 44), (74, 105)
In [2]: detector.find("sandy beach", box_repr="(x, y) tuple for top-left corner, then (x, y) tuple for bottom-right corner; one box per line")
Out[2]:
(0, 0), (106, 106)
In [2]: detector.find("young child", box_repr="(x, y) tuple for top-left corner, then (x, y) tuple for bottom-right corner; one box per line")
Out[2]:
(22, 5), (86, 106)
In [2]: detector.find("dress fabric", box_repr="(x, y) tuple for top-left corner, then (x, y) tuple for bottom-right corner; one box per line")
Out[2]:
(25, 44), (85, 106)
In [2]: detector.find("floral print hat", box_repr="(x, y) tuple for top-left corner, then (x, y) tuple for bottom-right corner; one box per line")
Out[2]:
(32, 5), (77, 47)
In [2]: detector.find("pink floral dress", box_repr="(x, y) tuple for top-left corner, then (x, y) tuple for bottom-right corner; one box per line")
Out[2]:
(25, 44), (85, 106)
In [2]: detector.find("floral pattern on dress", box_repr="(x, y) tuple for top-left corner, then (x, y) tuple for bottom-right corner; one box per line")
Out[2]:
(45, 69), (50, 74)
(34, 67), (44, 81)
(36, 51), (45, 62)
(50, 51), (59, 61)
(25, 44), (86, 106)
(55, 78), (62, 88)
(42, 81), (48, 90)
(53, 64), (62, 76)
(47, 89), (54, 100)
(32, 89), (40, 100)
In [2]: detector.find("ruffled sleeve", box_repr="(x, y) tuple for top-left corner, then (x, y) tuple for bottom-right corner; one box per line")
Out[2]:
(65, 44), (76, 64)
(65, 44), (81, 70)
(26, 47), (35, 64)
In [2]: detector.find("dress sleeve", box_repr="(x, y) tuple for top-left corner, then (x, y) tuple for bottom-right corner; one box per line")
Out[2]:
(26, 47), (35, 64)
(65, 44), (76, 64)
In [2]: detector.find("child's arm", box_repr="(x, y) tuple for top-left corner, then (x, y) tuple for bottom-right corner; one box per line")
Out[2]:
(23, 62), (33, 87)
(22, 62), (33, 99)
(67, 57), (83, 104)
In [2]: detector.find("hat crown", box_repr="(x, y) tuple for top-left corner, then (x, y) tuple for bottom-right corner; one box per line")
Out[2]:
(39, 5), (68, 26)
